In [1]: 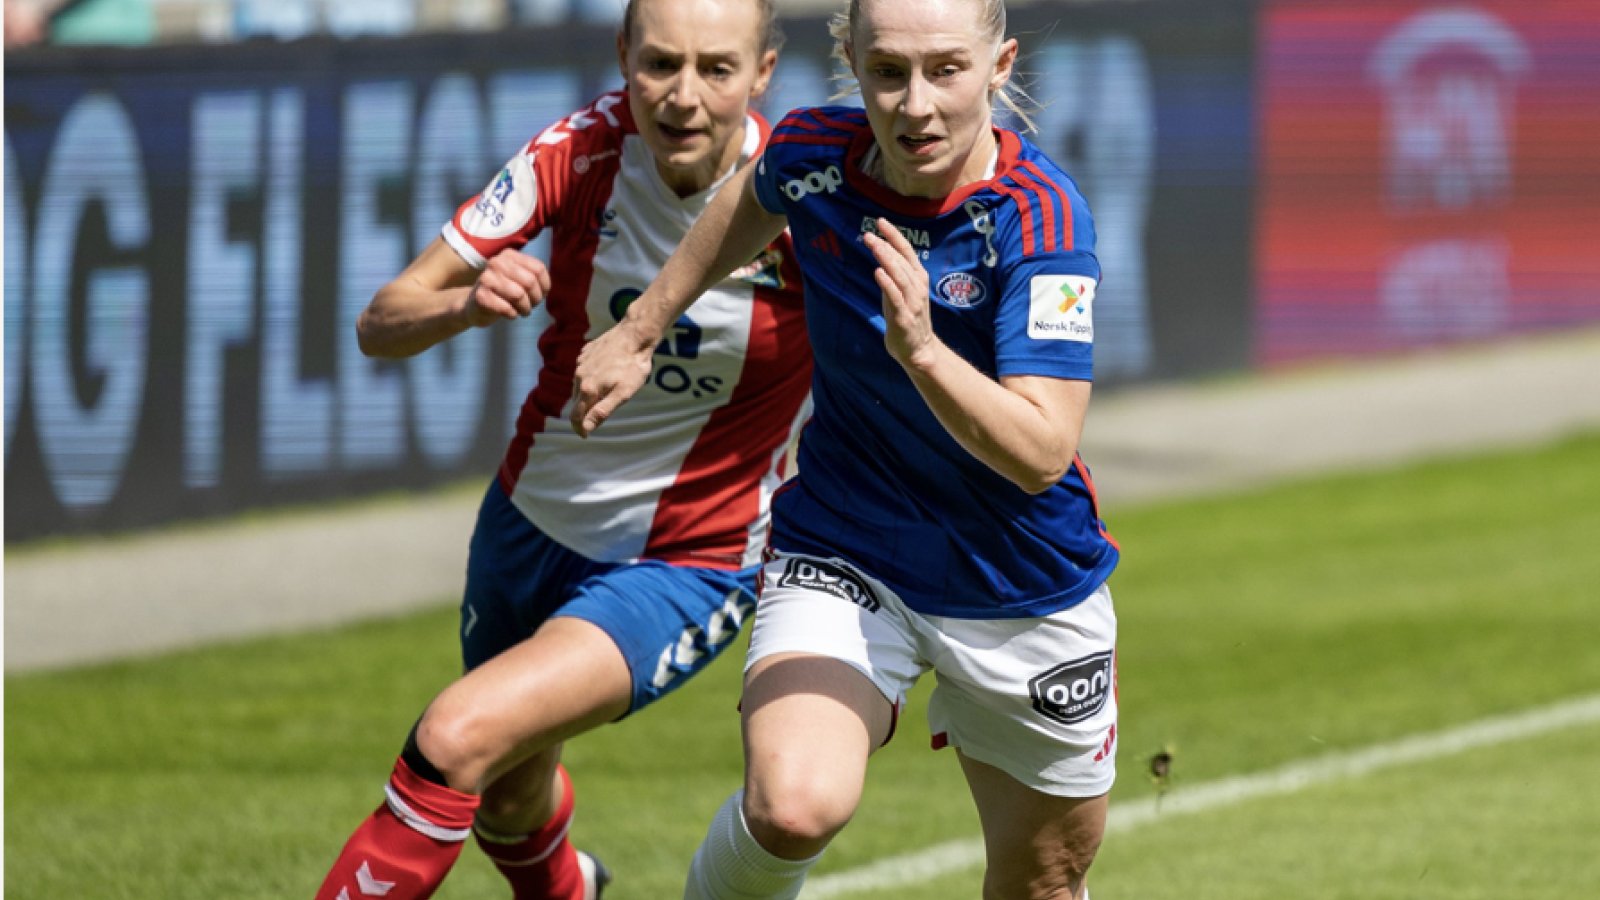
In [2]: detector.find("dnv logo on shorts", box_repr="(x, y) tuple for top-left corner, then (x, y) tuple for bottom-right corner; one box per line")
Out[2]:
(1028, 651), (1114, 726)
(782, 165), (843, 202)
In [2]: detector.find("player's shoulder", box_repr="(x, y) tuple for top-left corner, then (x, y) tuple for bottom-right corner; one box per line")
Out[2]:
(527, 90), (636, 160)
(985, 129), (1096, 259)
(767, 105), (869, 155)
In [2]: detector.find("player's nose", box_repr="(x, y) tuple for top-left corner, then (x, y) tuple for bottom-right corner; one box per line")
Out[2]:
(666, 68), (703, 109)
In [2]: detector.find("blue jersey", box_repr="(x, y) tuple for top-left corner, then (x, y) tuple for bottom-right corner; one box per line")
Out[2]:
(752, 106), (1119, 619)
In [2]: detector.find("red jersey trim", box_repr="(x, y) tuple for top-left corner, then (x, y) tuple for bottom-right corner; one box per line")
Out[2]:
(1017, 159), (1076, 253)
(1073, 455), (1120, 552)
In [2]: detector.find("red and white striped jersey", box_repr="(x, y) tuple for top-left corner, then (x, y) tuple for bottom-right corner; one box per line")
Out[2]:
(443, 91), (811, 569)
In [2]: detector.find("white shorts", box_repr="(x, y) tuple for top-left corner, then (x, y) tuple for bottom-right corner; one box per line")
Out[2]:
(747, 553), (1118, 798)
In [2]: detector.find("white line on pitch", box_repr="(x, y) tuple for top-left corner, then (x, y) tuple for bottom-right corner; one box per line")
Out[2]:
(801, 692), (1600, 898)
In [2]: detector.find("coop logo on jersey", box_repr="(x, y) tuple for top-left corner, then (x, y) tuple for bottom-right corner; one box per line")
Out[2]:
(1028, 651), (1113, 726)
(463, 152), (537, 240)
(775, 558), (880, 613)
(1028, 275), (1096, 342)
(782, 165), (843, 201)
(935, 271), (986, 308)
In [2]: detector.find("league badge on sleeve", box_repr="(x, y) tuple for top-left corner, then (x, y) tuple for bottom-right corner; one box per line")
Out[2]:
(460, 152), (538, 241)
(1028, 275), (1096, 342)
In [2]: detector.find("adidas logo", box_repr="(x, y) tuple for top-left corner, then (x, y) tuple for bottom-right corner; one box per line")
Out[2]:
(809, 230), (843, 258)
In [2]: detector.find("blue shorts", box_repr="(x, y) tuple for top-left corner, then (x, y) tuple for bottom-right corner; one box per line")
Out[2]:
(461, 482), (758, 716)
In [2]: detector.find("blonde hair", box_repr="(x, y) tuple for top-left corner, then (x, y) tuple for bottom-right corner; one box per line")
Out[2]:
(827, 0), (1038, 132)
(623, 0), (785, 54)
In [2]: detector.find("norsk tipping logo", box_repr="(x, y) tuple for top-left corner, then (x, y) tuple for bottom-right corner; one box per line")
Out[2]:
(1058, 279), (1083, 314)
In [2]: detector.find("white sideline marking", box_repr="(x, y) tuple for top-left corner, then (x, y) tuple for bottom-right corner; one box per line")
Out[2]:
(802, 692), (1600, 898)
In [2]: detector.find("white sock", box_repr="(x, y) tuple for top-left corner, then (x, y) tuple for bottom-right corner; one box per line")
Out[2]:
(683, 790), (821, 899)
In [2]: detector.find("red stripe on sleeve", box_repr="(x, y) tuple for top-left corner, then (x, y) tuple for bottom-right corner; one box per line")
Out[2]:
(1009, 169), (1058, 254)
(1018, 160), (1075, 253)
(994, 183), (1037, 257)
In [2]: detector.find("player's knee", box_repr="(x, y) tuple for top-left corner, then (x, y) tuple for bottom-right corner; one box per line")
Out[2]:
(413, 700), (500, 793)
(981, 840), (1098, 900)
(742, 772), (856, 857)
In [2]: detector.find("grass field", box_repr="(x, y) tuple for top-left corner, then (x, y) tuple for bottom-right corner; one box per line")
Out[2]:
(7, 432), (1600, 899)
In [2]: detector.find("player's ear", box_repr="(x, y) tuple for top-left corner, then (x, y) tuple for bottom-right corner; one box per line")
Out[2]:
(750, 48), (778, 99)
(616, 28), (631, 86)
(990, 38), (1018, 95)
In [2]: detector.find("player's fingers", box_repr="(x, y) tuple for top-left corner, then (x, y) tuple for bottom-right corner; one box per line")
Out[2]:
(875, 217), (918, 263)
(477, 273), (534, 318)
(577, 396), (615, 438)
(467, 286), (521, 322)
(488, 252), (548, 305)
(873, 267), (904, 309)
(862, 231), (910, 284)
(528, 256), (553, 298)
(570, 382), (619, 438)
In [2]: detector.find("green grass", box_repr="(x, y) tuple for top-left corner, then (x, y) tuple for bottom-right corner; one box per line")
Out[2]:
(7, 433), (1600, 898)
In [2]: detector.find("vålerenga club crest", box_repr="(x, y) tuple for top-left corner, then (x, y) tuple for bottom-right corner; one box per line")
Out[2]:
(935, 271), (987, 308)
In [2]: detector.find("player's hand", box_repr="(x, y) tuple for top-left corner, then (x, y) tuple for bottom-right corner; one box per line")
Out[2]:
(863, 217), (938, 370)
(571, 320), (656, 437)
(463, 249), (551, 327)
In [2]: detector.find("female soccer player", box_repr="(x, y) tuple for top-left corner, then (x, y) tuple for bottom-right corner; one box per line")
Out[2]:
(312, 1), (810, 898)
(574, 0), (1120, 897)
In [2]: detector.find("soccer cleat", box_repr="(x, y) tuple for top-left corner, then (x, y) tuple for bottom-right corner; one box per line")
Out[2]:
(576, 851), (612, 900)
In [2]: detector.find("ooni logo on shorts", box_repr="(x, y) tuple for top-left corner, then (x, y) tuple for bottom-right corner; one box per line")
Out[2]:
(782, 165), (843, 201)
(776, 558), (880, 612)
(1028, 651), (1114, 725)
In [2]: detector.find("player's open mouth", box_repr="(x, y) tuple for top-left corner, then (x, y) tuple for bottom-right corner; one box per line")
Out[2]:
(658, 123), (703, 142)
(897, 134), (941, 155)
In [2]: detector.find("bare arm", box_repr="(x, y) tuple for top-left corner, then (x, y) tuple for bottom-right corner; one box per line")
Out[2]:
(570, 163), (786, 436)
(356, 237), (551, 359)
(865, 219), (1087, 494)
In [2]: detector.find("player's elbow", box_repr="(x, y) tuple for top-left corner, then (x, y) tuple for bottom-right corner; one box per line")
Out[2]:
(1012, 447), (1074, 495)
(354, 307), (406, 359)
(354, 311), (384, 358)
(1016, 465), (1069, 495)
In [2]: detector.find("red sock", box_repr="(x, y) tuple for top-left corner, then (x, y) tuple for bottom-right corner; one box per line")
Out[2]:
(314, 757), (479, 900)
(473, 764), (586, 900)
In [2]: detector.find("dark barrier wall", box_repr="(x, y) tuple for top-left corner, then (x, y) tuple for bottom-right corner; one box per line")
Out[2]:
(3, 2), (1258, 542)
